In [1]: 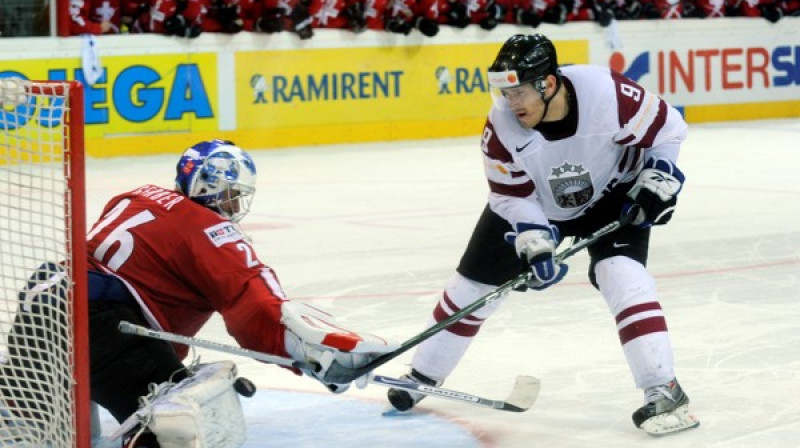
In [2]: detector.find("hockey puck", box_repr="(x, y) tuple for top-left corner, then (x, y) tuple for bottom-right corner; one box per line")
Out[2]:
(234, 377), (257, 397)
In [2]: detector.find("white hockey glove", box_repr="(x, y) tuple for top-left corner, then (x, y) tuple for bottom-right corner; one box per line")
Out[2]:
(625, 158), (685, 228)
(281, 302), (398, 393)
(505, 223), (568, 291)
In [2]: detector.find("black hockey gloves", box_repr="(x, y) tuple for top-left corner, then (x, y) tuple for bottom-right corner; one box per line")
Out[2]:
(625, 158), (685, 228)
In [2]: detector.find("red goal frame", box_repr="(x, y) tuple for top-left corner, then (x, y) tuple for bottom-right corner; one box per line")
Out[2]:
(7, 80), (90, 448)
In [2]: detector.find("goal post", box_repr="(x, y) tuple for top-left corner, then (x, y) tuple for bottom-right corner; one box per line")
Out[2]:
(0, 79), (89, 448)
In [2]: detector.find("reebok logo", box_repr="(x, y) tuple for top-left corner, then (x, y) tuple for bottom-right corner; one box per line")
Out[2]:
(516, 139), (534, 152)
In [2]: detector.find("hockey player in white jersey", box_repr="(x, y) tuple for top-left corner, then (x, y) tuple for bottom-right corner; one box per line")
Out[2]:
(386, 34), (699, 435)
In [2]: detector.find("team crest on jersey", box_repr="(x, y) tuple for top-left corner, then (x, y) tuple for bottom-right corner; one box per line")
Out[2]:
(548, 161), (593, 208)
(204, 222), (244, 247)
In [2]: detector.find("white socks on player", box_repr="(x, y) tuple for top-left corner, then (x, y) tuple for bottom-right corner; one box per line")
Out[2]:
(413, 256), (677, 391)
(594, 256), (675, 388)
(411, 273), (509, 381)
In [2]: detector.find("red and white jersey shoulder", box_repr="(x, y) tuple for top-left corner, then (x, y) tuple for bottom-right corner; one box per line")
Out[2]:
(133, 0), (176, 32)
(310, 0), (347, 28)
(70, 0), (122, 35)
(364, 0), (390, 30)
(482, 64), (687, 226)
(87, 184), (289, 359)
(694, 0), (728, 17)
(415, 0), (444, 20)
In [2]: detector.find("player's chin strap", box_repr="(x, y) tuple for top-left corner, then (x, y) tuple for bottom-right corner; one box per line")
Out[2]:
(321, 208), (639, 385)
(536, 75), (562, 124)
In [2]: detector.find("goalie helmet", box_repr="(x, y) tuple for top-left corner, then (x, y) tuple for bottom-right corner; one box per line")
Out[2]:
(487, 34), (560, 95)
(175, 140), (257, 223)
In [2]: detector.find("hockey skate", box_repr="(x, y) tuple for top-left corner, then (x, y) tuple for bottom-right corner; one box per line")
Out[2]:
(386, 369), (441, 412)
(632, 378), (699, 436)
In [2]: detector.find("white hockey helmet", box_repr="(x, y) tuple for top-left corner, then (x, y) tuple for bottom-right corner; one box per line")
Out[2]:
(175, 139), (257, 223)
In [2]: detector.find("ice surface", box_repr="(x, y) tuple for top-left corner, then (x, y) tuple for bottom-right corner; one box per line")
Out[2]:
(91, 119), (800, 447)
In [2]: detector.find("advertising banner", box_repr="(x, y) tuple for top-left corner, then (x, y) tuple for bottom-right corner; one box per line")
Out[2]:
(591, 22), (800, 122)
(235, 39), (588, 146)
(1, 53), (218, 156)
(0, 20), (795, 156)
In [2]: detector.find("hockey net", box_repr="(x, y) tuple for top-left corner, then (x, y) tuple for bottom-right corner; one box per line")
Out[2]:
(0, 79), (89, 447)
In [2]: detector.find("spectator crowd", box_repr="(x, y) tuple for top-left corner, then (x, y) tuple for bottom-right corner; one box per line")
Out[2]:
(70, 0), (799, 40)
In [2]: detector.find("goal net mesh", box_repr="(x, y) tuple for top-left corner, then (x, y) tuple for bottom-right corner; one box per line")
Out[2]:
(0, 78), (82, 447)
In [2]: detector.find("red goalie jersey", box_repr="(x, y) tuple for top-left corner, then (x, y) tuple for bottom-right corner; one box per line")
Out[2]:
(87, 185), (290, 360)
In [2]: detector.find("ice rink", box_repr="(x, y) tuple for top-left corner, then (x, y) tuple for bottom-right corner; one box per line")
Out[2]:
(92, 118), (800, 447)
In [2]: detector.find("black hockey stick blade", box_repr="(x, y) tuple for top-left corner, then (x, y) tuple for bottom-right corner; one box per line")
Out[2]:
(322, 211), (637, 384)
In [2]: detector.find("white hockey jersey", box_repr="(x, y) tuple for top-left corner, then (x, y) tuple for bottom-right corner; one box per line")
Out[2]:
(481, 64), (688, 227)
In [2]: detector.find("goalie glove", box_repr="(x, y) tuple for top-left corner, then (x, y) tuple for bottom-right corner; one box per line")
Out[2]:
(505, 223), (568, 291)
(281, 302), (398, 393)
(625, 158), (685, 228)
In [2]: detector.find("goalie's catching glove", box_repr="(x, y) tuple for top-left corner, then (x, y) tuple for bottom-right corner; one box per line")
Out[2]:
(505, 223), (568, 291)
(625, 158), (685, 228)
(281, 302), (398, 393)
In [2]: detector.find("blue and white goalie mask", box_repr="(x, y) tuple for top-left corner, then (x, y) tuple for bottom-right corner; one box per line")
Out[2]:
(175, 140), (257, 223)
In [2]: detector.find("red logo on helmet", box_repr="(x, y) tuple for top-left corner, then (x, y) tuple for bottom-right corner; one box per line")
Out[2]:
(182, 160), (195, 174)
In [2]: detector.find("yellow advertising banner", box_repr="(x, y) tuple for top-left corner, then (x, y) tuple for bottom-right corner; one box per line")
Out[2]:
(2, 40), (588, 155)
(0, 53), (219, 156)
(235, 40), (588, 147)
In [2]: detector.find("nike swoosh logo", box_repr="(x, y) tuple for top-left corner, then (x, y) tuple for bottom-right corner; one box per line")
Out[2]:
(613, 242), (630, 248)
(515, 140), (534, 152)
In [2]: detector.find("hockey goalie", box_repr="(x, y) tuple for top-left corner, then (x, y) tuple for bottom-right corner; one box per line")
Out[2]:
(1, 139), (398, 448)
(109, 298), (396, 448)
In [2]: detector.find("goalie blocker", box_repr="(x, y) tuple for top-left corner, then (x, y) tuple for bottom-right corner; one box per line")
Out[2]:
(281, 301), (399, 392)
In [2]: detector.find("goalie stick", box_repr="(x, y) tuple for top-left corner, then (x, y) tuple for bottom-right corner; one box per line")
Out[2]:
(117, 321), (540, 412)
(117, 321), (317, 372)
(321, 210), (638, 384)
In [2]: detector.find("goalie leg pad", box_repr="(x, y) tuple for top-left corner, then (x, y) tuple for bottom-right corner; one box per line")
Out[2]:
(142, 361), (247, 448)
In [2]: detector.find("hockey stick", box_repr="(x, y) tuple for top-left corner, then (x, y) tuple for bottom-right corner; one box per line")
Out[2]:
(118, 321), (317, 372)
(117, 321), (539, 412)
(321, 211), (638, 384)
(373, 374), (540, 413)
